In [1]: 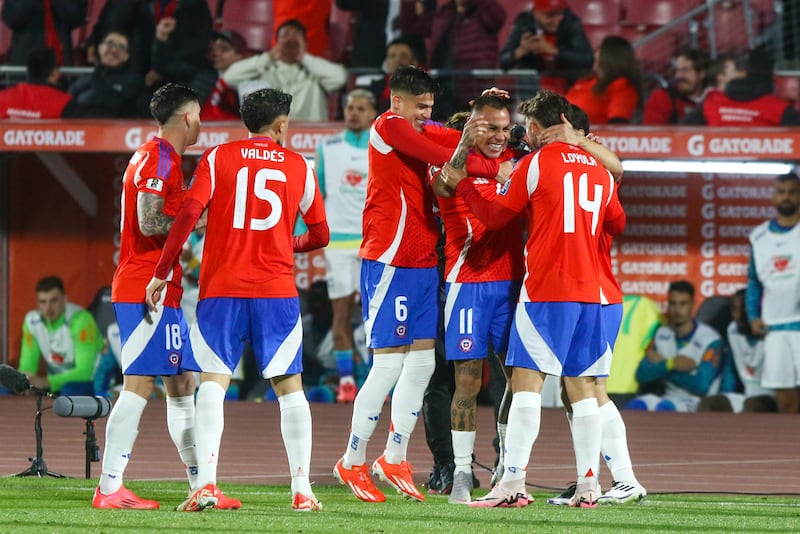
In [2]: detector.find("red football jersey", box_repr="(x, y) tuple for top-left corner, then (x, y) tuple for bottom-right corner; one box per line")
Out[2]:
(112, 137), (187, 307)
(433, 149), (525, 283)
(360, 112), (500, 268)
(186, 136), (327, 299)
(494, 142), (622, 303)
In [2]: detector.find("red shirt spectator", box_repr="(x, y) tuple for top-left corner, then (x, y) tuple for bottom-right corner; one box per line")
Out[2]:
(0, 47), (81, 118)
(643, 49), (709, 125)
(200, 30), (246, 121)
(565, 36), (641, 125)
(684, 49), (800, 126)
(566, 76), (639, 125)
(429, 0), (507, 69)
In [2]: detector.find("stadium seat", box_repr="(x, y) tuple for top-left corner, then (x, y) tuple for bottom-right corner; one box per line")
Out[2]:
(571, 0), (622, 26)
(621, 0), (700, 30)
(0, 0), (10, 63)
(583, 24), (621, 50)
(222, 0), (273, 51)
(327, 5), (352, 63)
(696, 295), (733, 341)
(87, 286), (116, 337)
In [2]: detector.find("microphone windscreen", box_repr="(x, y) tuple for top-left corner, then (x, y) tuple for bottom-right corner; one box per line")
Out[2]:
(53, 396), (112, 419)
(0, 364), (31, 393)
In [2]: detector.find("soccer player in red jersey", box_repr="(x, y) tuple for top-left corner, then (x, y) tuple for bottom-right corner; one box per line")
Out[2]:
(146, 88), (329, 512)
(428, 96), (524, 504)
(541, 108), (647, 506)
(93, 84), (203, 510)
(443, 90), (626, 509)
(333, 66), (500, 503)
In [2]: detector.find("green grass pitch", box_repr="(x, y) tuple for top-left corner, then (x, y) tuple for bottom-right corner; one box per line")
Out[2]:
(0, 478), (798, 533)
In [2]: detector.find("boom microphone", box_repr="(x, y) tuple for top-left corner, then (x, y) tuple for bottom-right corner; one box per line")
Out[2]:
(53, 396), (112, 420)
(0, 363), (33, 394)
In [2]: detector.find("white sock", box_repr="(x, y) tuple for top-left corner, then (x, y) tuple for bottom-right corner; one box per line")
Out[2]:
(497, 422), (507, 466)
(501, 392), (541, 484)
(571, 398), (601, 489)
(194, 381), (226, 488)
(166, 395), (198, 489)
(383, 348), (435, 464)
(343, 352), (404, 468)
(452, 430), (476, 475)
(99, 390), (147, 494)
(599, 400), (637, 483)
(279, 390), (313, 495)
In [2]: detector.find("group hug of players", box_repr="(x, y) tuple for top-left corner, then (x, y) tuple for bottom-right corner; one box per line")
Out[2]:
(93, 65), (644, 513)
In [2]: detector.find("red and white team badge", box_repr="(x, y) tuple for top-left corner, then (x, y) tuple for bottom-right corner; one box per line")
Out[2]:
(168, 352), (180, 366)
(395, 324), (407, 338)
(459, 338), (474, 352)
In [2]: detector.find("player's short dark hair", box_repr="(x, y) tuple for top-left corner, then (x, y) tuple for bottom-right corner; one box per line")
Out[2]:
(240, 88), (293, 133)
(777, 171), (800, 184)
(518, 90), (573, 128)
(471, 94), (512, 114)
(149, 83), (199, 125)
(27, 47), (57, 81)
(389, 65), (439, 97)
(35, 276), (64, 294)
(567, 104), (590, 133)
(668, 280), (695, 299)
(276, 19), (306, 39)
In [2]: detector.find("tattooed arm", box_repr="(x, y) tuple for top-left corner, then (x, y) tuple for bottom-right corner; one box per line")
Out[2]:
(137, 191), (174, 236)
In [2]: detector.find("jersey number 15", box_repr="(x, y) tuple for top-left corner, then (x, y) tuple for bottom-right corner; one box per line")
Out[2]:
(233, 167), (287, 231)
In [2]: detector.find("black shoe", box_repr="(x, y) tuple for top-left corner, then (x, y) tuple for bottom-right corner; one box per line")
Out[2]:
(425, 465), (442, 494)
(546, 482), (577, 506)
(471, 469), (481, 489)
(427, 462), (455, 494)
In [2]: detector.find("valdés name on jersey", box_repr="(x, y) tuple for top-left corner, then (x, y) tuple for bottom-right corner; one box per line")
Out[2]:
(240, 147), (286, 162)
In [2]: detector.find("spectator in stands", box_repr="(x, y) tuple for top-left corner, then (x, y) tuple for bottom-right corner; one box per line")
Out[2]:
(199, 30), (246, 121)
(642, 49), (709, 125)
(1, 0), (87, 66)
(223, 20), (348, 122)
(498, 0), (593, 83)
(698, 289), (777, 413)
(627, 280), (723, 412)
(336, 0), (435, 69)
(429, 0), (506, 118)
(707, 53), (740, 92)
(565, 35), (642, 124)
(355, 36), (418, 112)
(144, 0), (213, 89)
(17, 276), (104, 396)
(0, 47), (84, 119)
(429, 0), (506, 70)
(273, 0), (331, 57)
(683, 48), (800, 126)
(69, 31), (145, 118)
(84, 0), (140, 65)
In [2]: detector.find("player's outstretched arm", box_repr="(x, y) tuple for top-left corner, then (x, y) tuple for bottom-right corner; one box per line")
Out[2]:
(539, 114), (623, 182)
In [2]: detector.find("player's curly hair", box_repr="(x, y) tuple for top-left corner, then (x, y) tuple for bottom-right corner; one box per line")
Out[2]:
(149, 83), (198, 125)
(518, 90), (572, 128)
(240, 88), (293, 133)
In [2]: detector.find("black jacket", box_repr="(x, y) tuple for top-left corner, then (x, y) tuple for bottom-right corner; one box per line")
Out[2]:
(1, 0), (87, 66)
(499, 9), (593, 74)
(69, 63), (146, 118)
